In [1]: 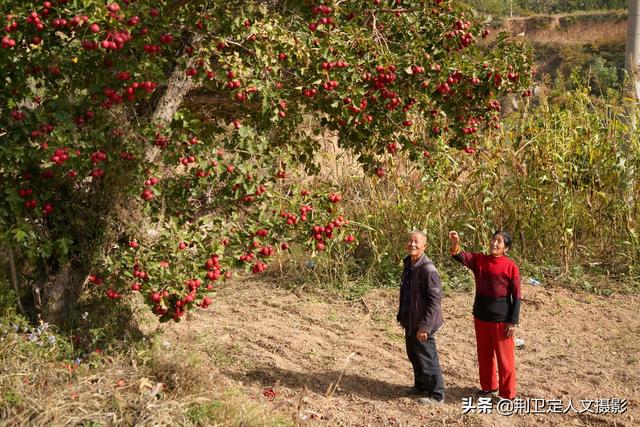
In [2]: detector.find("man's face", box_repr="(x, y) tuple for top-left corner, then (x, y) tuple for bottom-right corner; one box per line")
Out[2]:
(406, 233), (426, 258)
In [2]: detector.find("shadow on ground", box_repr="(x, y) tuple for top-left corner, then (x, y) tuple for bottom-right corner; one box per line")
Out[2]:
(238, 366), (478, 404)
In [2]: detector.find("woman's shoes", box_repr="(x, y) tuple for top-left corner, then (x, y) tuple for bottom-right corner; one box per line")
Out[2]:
(477, 389), (498, 397)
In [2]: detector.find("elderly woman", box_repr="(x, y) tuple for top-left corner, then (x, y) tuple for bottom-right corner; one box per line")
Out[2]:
(448, 230), (521, 401)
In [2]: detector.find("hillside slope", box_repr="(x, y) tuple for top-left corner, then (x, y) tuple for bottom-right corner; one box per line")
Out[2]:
(495, 11), (627, 44)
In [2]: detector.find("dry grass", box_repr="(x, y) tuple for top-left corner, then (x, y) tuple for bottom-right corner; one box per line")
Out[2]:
(0, 327), (292, 426)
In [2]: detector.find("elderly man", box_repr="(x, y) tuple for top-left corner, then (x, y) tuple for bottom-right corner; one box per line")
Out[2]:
(397, 230), (445, 404)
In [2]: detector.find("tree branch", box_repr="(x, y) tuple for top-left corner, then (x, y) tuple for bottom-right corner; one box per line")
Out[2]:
(167, 0), (199, 14)
(184, 90), (253, 109)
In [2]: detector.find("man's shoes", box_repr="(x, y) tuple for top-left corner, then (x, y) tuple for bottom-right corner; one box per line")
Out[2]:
(417, 396), (444, 405)
(477, 389), (498, 397)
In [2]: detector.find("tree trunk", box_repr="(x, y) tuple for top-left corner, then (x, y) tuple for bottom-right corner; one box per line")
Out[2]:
(6, 244), (25, 316)
(147, 33), (204, 162)
(35, 263), (86, 327)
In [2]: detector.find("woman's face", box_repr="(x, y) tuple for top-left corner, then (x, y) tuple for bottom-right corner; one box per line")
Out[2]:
(490, 233), (508, 257)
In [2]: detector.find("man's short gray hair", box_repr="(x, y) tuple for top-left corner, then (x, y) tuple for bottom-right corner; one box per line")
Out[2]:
(409, 230), (427, 240)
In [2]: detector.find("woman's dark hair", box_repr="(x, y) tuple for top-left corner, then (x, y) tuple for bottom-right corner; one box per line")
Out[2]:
(492, 230), (512, 250)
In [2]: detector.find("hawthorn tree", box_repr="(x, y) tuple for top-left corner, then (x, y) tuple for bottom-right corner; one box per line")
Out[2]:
(0, 0), (532, 324)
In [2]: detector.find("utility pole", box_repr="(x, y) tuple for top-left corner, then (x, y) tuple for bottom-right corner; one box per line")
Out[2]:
(627, 0), (640, 105)
(623, 0), (639, 234)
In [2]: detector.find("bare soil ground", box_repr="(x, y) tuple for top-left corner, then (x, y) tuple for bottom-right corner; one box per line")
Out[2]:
(163, 279), (640, 426)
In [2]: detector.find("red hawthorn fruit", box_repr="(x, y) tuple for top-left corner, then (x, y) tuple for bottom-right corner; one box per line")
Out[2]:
(91, 168), (105, 178)
(106, 3), (121, 13)
(252, 262), (268, 274)
(131, 282), (141, 291)
(42, 203), (54, 215)
(159, 33), (174, 44)
(263, 387), (277, 398)
(106, 289), (122, 299)
(141, 188), (154, 201)
(178, 241), (187, 250)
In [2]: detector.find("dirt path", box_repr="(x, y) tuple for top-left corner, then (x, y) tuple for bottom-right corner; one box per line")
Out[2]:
(165, 280), (639, 426)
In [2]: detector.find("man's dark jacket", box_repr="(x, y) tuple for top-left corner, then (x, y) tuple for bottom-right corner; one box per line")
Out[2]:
(397, 254), (443, 334)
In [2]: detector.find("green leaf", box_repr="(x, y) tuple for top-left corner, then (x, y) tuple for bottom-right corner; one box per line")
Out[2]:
(238, 125), (252, 138)
(56, 237), (73, 257)
(13, 229), (28, 243)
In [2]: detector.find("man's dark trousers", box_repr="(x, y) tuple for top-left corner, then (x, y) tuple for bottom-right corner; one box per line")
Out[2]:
(405, 330), (445, 401)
